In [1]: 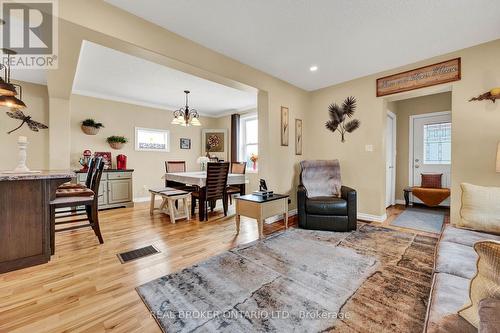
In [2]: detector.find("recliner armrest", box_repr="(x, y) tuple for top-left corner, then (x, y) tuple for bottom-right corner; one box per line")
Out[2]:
(341, 186), (356, 201)
(341, 186), (357, 231)
(297, 185), (308, 228)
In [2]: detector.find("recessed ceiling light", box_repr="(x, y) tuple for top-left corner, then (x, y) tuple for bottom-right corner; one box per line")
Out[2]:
(309, 65), (318, 72)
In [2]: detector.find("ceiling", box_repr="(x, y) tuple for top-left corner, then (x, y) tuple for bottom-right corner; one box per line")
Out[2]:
(72, 41), (257, 116)
(105, 0), (500, 91)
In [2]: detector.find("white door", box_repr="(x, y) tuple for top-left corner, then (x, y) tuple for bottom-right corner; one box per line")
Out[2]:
(386, 112), (396, 207)
(411, 112), (451, 205)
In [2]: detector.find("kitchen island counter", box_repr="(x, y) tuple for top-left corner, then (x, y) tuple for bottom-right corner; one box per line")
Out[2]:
(0, 171), (75, 273)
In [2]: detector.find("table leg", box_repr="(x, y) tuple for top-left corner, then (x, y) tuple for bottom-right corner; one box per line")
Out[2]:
(284, 202), (288, 229)
(199, 188), (206, 221)
(185, 197), (190, 220)
(257, 218), (264, 239)
(240, 184), (246, 195)
(404, 190), (409, 207)
(168, 198), (176, 224)
(149, 192), (155, 215)
(235, 214), (240, 234)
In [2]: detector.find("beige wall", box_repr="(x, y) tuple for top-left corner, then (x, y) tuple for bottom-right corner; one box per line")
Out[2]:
(0, 81), (49, 171)
(70, 94), (220, 199)
(307, 39), (500, 221)
(7, 2), (499, 220)
(392, 92), (452, 201)
(46, 5), (310, 209)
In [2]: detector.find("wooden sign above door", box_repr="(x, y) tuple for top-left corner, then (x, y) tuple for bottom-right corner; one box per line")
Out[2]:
(376, 58), (461, 97)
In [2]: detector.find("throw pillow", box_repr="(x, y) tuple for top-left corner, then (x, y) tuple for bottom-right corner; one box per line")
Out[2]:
(421, 173), (443, 188)
(478, 298), (500, 333)
(456, 183), (500, 235)
(458, 240), (500, 328)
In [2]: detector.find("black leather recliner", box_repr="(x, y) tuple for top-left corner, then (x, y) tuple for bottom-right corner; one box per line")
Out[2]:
(297, 160), (357, 231)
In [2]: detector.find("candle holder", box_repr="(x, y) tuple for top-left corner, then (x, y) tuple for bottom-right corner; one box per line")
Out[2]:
(14, 138), (30, 172)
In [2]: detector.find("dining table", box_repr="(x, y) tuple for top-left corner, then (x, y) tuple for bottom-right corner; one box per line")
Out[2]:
(163, 171), (248, 221)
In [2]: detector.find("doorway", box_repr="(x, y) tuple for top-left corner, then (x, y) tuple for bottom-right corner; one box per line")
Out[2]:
(386, 111), (396, 207)
(409, 111), (451, 205)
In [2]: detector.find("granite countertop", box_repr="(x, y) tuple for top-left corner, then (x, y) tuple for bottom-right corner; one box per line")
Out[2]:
(0, 170), (75, 181)
(74, 169), (134, 173)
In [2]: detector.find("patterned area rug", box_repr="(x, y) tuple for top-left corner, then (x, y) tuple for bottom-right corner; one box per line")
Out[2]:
(137, 224), (437, 332)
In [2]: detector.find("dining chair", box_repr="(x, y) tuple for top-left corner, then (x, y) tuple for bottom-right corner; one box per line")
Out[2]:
(56, 157), (96, 192)
(227, 162), (247, 204)
(164, 161), (197, 208)
(191, 162), (230, 221)
(49, 157), (105, 254)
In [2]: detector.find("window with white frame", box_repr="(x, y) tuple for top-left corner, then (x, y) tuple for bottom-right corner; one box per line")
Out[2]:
(135, 127), (170, 152)
(239, 114), (258, 171)
(423, 122), (451, 164)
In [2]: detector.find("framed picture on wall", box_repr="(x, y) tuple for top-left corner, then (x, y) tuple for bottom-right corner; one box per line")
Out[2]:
(180, 138), (191, 149)
(281, 106), (289, 146)
(295, 119), (302, 155)
(201, 129), (228, 161)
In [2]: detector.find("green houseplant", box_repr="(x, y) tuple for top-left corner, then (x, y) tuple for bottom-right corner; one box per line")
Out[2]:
(106, 135), (128, 150)
(81, 119), (104, 135)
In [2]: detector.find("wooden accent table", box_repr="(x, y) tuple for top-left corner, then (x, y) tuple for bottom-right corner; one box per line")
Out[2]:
(235, 194), (289, 239)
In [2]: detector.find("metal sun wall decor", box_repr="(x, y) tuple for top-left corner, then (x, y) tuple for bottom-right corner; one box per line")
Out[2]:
(325, 96), (361, 143)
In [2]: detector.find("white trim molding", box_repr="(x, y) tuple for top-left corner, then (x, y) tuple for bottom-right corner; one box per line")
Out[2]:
(357, 212), (387, 223)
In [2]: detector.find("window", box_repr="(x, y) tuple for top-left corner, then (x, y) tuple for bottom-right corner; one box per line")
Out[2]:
(239, 114), (258, 171)
(135, 127), (170, 152)
(423, 122), (451, 164)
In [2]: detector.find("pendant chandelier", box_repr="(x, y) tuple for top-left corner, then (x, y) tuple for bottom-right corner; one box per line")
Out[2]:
(171, 90), (201, 127)
(0, 48), (26, 109)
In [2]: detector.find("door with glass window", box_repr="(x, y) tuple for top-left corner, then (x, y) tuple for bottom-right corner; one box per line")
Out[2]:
(412, 113), (451, 204)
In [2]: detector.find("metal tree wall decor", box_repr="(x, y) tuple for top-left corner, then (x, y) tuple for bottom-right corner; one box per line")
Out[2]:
(325, 96), (361, 143)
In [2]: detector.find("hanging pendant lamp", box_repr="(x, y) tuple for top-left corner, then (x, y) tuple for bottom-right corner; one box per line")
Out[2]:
(171, 90), (201, 127)
(0, 48), (27, 109)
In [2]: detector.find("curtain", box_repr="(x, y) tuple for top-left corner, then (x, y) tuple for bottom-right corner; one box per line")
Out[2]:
(231, 114), (240, 162)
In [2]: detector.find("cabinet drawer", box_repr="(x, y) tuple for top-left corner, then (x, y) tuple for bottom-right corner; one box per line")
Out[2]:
(77, 173), (108, 182)
(108, 172), (132, 180)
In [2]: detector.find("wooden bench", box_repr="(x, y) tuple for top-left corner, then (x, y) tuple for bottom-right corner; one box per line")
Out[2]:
(149, 187), (191, 223)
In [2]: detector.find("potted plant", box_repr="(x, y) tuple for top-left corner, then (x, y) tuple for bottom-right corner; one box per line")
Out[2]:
(106, 135), (128, 150)
(81, 119), (104, 135)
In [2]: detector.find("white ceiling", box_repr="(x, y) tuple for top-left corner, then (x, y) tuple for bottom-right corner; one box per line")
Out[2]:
(9, 68), (47, 85)
(105, 0), (500, 91)
(72, 41), (257, 116)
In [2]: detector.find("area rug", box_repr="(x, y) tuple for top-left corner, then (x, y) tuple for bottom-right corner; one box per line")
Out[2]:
(391, 207), (445, 233)
(137, 224), (437, 332)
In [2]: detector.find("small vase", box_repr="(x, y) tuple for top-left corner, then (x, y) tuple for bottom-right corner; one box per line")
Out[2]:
(252, 161), (257, 170)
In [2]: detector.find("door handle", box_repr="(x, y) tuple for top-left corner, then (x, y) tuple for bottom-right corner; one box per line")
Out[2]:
(415, 165), (420, 168)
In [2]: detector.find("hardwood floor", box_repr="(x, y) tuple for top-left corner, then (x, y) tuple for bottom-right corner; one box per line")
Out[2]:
(0, 203), (442, 332)
(0, 203), (295, 333)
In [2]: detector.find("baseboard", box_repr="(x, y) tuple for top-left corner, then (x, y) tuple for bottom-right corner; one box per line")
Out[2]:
(357, 212), (387, 223)
(395, 199), (407, 205)
(264, 209), (297, 224)
(134, 196), (156, 203)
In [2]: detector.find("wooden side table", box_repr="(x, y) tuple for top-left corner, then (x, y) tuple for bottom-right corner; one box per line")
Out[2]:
(403, 187), (413, 207)
(149, 188), (191, 223)
(234, 194), (289, 239)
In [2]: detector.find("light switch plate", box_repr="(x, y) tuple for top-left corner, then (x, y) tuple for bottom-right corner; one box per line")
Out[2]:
(365, 144), (374, 152)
